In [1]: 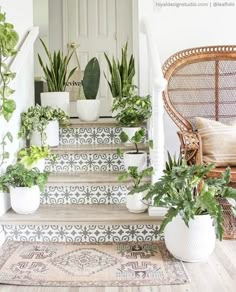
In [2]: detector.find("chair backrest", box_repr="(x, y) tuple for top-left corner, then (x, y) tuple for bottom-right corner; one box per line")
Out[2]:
(162, 46), (236, 132)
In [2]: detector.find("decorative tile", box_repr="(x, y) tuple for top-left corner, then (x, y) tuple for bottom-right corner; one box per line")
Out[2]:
(45, 153), (124, 172)
(59, 127), (122, 145)
(41, 185), (128, 205)
(3, 224), (161, 243)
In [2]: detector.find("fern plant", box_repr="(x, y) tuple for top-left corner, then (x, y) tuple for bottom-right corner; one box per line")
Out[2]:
(38, 39), (76, 92)
(104, 42), (135, 98)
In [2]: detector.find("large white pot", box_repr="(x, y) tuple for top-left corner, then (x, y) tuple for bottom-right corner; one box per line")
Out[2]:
(126, 191), (148, 213)
(31, 120), (59, 147)
(164, 214), (216, 262)
(0, 192), (11, 216)
(41, 92), (70, 116)
(122, 127), (142, 141)
(77, 100), (100, 121)
(123, 151), (147, 172)
(10, 185), (40, 215)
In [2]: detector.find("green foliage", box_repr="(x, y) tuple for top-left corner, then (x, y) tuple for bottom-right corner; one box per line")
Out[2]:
(114, 94), (152, 127)
(19, 105), (69, 142)
(0, 132), (13, 168)
(17, 145), (56, 168)
(38, 38), (76, 92)
(0, 163), (49, 192)
(82, 58), (100, 100)
(104, 42), (135, 98)
(144, 154), (236, 240)
(118, 166), (153, 195)
(0, 12), (18, 121)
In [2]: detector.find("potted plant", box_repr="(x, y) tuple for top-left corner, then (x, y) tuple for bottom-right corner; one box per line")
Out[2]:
(118, 128), (153, 172)
(0, 12), (18, 216)
(104, 42), (135, 117)
(76, 57), (101, 121)
(144, 154), (236, 262)
(0, 163), (49, 214)
(118, 166), (153, 213)
(17, 145), (56, 172)
(19, 105), (69, 147)
(115, 93), (152, 140)
(38, 39), (77, 116)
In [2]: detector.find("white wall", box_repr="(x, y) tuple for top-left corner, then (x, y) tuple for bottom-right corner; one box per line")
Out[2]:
(0, 0), (34, 167)
(137, 0), (236, 156)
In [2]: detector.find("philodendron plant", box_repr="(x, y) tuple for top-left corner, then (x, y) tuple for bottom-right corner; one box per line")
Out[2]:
(82, 57), (100, 100)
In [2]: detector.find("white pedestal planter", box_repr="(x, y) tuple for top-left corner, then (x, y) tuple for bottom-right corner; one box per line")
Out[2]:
(31, 120), (59, 147)
(77, 100), (100, 121)
(10, 186), (40, 215)
(0, 192), (11, 216)
(123, 151), (147, 172)
(164, 215), (216, 262)
(41, 92), (70, 116)
(126, 191), (148, 213)
(122, 127), (141, 141)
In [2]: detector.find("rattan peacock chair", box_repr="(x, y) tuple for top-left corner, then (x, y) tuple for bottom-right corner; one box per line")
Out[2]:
(162, 45), (236, 239)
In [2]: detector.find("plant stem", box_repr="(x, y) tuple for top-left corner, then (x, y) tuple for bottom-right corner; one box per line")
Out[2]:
(135, 142), (139, 154)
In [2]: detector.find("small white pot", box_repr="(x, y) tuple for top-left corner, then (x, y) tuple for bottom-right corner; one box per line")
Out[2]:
(126, 191), (148, 213)
(28, 158), (45, 172)
(0, 191), (11, 216)
(164, 214), (216, 262)
(10, 185), (40, 215)
(122, 127), (142, 141)
(123, 151), (147, 172)
(31, 120), (59, 147)
(77, 100), (100, 121)
(41, 92), (70, 116)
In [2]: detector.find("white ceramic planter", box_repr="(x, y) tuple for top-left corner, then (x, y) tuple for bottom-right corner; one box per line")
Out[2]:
(41, 92), (70, 116)
(123, 151), (147, 172)
(28, 158), (45, 172)
(10, 185), (40, 215)
(31, 120), (59, 147)
(126, 191), (148, 213)
(77, 100), (100, 121)
(164, 214), (216, 262)
(122, 127), (142, 141)
(0, 191), (11, 216)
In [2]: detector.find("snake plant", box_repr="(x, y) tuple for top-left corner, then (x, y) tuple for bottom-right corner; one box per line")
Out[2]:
(82, 58), (100, 99)
(38, 39), (76, 92)
(104, 42), (135, 98)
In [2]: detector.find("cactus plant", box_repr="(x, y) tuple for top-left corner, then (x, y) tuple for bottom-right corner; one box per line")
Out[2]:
(104, 42), (135, 98)
(82, 57), (100, 100)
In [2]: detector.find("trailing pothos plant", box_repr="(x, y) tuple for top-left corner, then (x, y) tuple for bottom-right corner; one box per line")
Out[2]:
(117, 128), (153, 155)
(114, 93), (152, 126)
(0, 12), (19, 121)
(141, 153), (236, 240)
(0, 163), (49, 193)
(17, 145), (56, 168)
(19, 104), (69, 142)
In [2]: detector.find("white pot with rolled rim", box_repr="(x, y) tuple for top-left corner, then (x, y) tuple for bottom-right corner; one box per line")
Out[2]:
(164, 214), (216, 262)
(10, 185), (40, 215)
(122, 127), (142, 143)
(123, 151), (147, 172)
(31, 120), (59, 147)
(77, 99), (100, 121)
(40, 92), (70, 116)
(126, 191), (148, 213)
(0, 191), (11, 216)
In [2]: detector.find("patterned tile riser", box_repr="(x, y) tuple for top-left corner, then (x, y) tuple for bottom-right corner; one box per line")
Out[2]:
(3, 225), (161, 243)
(59, 127), (147, 145)
(45, 153), (150, 173)
(41, 185), (128, 205)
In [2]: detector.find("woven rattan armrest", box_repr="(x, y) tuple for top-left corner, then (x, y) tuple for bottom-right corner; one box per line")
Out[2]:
(177, 131), (203, 165)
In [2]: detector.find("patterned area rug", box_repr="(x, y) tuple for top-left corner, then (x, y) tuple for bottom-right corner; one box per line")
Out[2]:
(0, 241), (189, 287)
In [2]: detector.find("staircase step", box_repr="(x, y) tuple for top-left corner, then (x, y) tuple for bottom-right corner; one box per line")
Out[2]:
(46, 144), (149, 173)
(1, 205), (162, 242)
(60, 118), (147, 145)
(42, 172), (151, 205)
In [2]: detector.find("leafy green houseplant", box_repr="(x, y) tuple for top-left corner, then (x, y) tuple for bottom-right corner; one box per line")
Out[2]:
(19, 105), (69, 147)
(38, 38), (77, 115)
(118, 166), (153, 213)
(144, 154), (236, 262)
(0, 163), (49, 214)
(77, 58), (101, 122)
